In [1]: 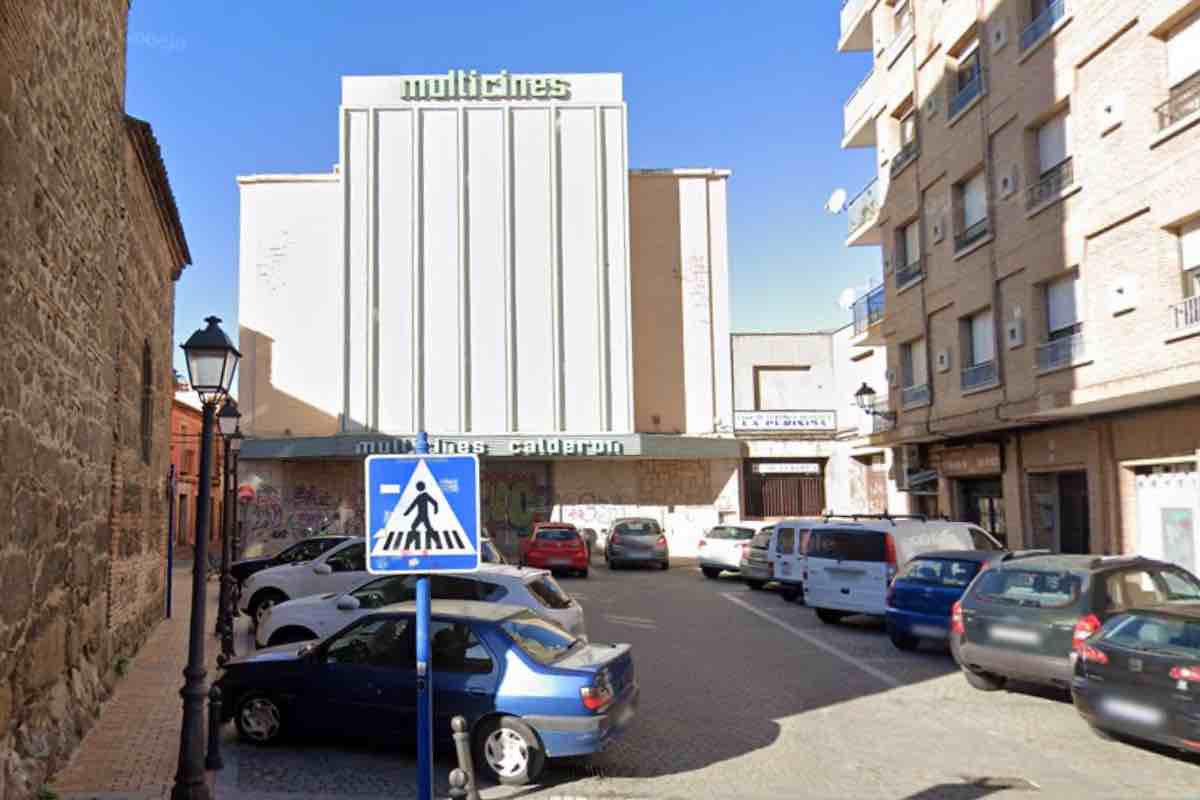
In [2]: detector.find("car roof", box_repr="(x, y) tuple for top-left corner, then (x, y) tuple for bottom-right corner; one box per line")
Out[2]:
(612, 517), (658, 524)
(907, 549), (999, 562)
(1130, 602), (1200, 621)
(993, 553), (1164, 573)
(533, 521), (576, 529)
(476, 563), (550, 582)
(373, 599), (526, 622)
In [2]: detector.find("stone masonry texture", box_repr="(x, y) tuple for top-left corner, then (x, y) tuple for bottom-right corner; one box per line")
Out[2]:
(0, 1), (188, 797)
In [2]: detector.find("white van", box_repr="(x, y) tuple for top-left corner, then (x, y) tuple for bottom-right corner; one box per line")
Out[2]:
(801, 515), (1003, 624)
(770, 518), (823, 602)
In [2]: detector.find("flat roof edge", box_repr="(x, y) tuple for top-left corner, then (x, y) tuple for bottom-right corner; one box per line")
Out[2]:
(238, 173), (340, 185)
(630, 168), (732, 178)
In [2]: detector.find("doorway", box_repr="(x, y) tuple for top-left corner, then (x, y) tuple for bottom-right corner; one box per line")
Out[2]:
(744, 461), (826, 518)
(1028, 470), (1091, 554)
(959, 478), (1006, 545)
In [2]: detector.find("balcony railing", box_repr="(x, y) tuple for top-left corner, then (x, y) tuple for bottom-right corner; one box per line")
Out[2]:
(868, 399), (896, 434)
(954, 217), (990, 252)
(841, 0), (871, 40)
(1036, 331), (1086, 371)
(961, 359), (998, 390)
(1157, 71), (1200, 131)
(895, 255), (924, 289)
(1171, 295), (1200, 333)
(890, 137), (920, 177)
(1026, 157), (1075, 210)
(901, 382), (930, 409)
(847, 177), (881, 236)
(949, 70), (985, 118)
(884, 15), (914, 61)
(1020, 0), (1066, 52)
(852, 284), (886, 335)
(844, 68), (877, 138)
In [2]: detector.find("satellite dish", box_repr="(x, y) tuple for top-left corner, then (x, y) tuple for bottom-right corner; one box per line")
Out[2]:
(825, 188), (848, 214)
(837, 287), (858, 311)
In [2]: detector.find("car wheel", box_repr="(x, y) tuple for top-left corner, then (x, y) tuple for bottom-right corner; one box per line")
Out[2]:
(249, 590), (288, 629)
(701, 567), (721, 579)
(660, 559), (669, 571)
(779, 585), (801, 603)
(815, 608), (845, 625)
(475, 715), (545, 786)
(235, 692), (285, 744)
(580, 567), (589, 578)
(746, 580), (765, 591)
(266, 626), (318, 647)
(1088, 723), (1116, 742)
(962, 666), (1007, 692)
(888, 628), (920, 652)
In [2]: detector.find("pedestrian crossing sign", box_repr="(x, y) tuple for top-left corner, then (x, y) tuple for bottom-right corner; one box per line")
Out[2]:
(365, 454), (481, 574)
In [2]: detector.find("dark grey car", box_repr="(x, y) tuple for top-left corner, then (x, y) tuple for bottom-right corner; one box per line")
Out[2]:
(605, 518), (669, 570)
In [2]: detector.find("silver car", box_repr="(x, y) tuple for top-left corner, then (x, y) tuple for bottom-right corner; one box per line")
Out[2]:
(738, 525), (775, 590)
(605, 518), (669, 570)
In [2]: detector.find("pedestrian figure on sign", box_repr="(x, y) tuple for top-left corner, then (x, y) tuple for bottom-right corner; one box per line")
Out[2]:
(405, 482), (439, 536)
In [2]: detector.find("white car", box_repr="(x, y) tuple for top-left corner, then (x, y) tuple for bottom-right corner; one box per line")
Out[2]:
(697, 523), (757, 579)
(239, 538), (369, 626)
(254, 564), (586, 648)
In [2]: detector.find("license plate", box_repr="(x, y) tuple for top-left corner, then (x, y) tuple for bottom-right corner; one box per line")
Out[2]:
(1100, 697), (1164, 727)
(912, 624), (946, 638)
(548, 558), (571, 566)
(990, 624), (1041, 646)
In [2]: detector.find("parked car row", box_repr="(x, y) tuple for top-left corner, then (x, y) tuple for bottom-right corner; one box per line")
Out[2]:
(694, 513), (1200, 759)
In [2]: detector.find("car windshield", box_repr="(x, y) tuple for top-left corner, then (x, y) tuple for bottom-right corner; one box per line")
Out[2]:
(708, 526), (755, 541)
(896, 558), (982, 587)
(536, 528), (579, 542)
(501, 612), (582, 665)
(525, 575), (573, 610)
(1101, 613), (1200, 657)
(974, 569), (1083, 609)
(614, 520), (658, 536)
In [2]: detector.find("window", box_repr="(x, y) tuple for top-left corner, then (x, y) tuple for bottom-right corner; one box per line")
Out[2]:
(901, 339), (928, 388)
(1036, 111), (1070, 176)
(1045, 273), (1082, 340)
(140, 340), (153, 464)
(326, 542), (366, 573)
(351, 576), (417, 609)
(525, 575), (574, 610)
(433, 576), (486, 601)
(964, 309), (996, 367)
(325, 617), (414, 667)
(754, 366), (810, 410)
(896, 557), (982, 588)
(534, 528), (581, 543)
(501, 612), (581, 665)
(750, 529), (773, 549)
(430, 622), (493, 674)
(1157, 568), (1200, 601)
(960, 171), (988, 229)
(184, 450), (195, 475)
(1104, 570), (1164, 611)
(1167, 10), (1200, 89)
(1182, 219), (1200, 297)
(900, 110), (917, 147)
(896, 219), (920, 269)
(958, 48), (982, 91)
(708, 526), (755, 540)
(775, 528), (795, 555)
(975, 569), (1083, 609)
(1101, 613), (1200, 658)
(807, 530), (887, 562)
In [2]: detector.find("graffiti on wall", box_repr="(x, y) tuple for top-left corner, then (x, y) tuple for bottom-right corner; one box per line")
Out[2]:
(240, 481), (364, 557)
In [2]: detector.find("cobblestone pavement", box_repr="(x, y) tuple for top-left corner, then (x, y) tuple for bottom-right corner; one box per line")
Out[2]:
(74, 559), (1200, 799)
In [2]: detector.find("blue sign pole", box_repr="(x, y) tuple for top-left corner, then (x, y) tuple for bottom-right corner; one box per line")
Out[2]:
(414, 430), (433, 800)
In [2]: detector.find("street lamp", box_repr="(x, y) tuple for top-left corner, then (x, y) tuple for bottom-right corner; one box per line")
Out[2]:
(854, 382), (896, 423)
(216, 398), (242, 661)
(174, 316), (239, 800)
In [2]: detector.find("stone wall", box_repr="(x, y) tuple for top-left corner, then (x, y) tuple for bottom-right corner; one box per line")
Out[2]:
(0, 1), (183, 796)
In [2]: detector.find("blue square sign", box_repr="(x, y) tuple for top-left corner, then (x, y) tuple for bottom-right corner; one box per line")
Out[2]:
(364, 454), (481, 574)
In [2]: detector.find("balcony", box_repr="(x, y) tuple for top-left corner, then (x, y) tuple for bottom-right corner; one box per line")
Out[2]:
(1020, 0), (1066, 53)
(883, 15), (915, 66)
(954, 218), (990, 253)
(961, 360), (998, 391)
(843, 69), (880, 148)
(839, 0), (875, 52)
(1171, 295), (1200, 335)
(852, 285), (885, 335)
(890, 137), (919, 178)
(949, 70), (986, 119)
(901, 382), (930, 410)
(1026, 157), (1075, 211)
(866, 399), (896, 435)
(1157, 71), (1200, 132)
(1036, 331), (1087, 372)
(846, 177), (882, 247)
(895, 255), (924, 290)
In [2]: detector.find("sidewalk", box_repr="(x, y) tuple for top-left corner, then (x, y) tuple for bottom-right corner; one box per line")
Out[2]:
(50, 565), (221, 800)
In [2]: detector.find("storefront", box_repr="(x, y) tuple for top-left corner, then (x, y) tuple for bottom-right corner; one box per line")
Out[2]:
(932, 442), (1008, 544)
(743, 459), (826, 517)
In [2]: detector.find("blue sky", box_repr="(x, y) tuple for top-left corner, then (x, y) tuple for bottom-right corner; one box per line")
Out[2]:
(126, 2), (879, 379)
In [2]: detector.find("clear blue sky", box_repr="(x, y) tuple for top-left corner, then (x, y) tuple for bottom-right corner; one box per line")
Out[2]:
(125, 2), (879, 379)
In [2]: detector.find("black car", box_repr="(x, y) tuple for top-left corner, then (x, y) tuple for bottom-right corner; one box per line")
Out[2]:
(1071, 602), (1200, 756)
(950, 554), (1200, 691)
(231, 536), (352, 586)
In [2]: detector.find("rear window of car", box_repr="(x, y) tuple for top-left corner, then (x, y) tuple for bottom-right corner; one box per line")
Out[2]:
(807, 530), (886, 562)
(501, 612), (581, 665)
(1101, 612), (1200, 657)
(535, 528), (579, 542)
(614, 520), (659, 535)
(974, 568), (1083, 609)
(896, 558), (981, 588)
(750, 529), (773, 549)
(1104, 567), (1200, 611)
(525, 575), (574, 610)
(708, 526), (755, 541)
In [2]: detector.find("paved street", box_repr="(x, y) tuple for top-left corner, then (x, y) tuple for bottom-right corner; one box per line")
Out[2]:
(210, 559), (1200, 800)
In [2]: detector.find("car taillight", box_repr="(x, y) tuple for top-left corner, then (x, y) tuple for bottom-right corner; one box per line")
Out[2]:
(1170, 666), (1200, 683)
(609, 532), (620, 546)
(884, 534), (897, 583)
(1072, 614), (1102, 653)
(656, 535), (667, 548)
(1079, 644), (1108, 665)
(950, 601), (964, 635)
(580, 673), (614, 712)
(698, 540), (707, 549)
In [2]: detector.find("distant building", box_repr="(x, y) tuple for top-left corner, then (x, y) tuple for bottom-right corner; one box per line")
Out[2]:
(170, 381), (224, 549)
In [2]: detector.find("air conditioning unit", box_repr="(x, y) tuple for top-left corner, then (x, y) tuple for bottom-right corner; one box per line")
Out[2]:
(930, 215), (946, 244)
(936, 349), (951, 373)
(990, 18), (1008, 52)
(998, 164), (1019, 200)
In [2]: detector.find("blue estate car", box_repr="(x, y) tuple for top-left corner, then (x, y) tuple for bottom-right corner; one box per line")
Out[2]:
(216, 600), (638, 786)
(885, 550), (1011, 651)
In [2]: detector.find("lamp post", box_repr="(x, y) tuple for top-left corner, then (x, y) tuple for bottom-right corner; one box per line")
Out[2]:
(854, 381), (896, 424)
(173, 316), (240, 800)
(216, 398), (242, 661)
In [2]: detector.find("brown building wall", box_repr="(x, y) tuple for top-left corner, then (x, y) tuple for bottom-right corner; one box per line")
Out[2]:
(169, 397), (225, 549)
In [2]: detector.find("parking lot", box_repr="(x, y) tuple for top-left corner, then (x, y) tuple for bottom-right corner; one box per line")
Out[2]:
(221, 559), (1199, 799)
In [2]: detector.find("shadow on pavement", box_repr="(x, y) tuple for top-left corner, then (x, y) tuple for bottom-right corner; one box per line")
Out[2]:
(899, 775), (1040, 799)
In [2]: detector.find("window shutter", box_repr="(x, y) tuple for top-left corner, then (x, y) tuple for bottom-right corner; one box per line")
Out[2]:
(1167, 11), (1200, 88)
(971, 310), (995, 365)
(904, 220), (921, 262)
(1037, 113), (1068, 173)
(910, 339), (928, 385)
(1046, 276), (1080, 333)
(1182, 219), (1200, 272)
(901, 113), (916, 145)
(963, 172), (988, 227)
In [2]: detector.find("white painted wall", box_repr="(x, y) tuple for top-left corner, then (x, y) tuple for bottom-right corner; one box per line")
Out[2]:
(731, 334), (837, 415)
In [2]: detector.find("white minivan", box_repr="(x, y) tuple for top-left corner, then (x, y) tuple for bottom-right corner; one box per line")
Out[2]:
(769, 518), (823, 602)
(801, 516), (1003, 624)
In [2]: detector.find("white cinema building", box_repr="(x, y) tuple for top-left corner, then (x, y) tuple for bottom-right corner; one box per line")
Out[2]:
(235, 70), (898, 558)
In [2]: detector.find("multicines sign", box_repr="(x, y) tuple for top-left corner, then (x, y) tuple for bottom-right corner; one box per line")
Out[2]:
(397, 70), (571, 101)
(356, 437), (624, 457)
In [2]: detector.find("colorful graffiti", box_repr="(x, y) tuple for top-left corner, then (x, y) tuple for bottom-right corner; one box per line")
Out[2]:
(240, 481), (364, 557)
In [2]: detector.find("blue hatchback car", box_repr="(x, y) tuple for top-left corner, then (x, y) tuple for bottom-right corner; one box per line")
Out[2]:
(885, 550), (1009, 651)
(215, 600), (638, 786)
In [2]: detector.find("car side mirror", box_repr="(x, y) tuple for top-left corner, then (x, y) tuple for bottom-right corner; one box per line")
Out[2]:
(298, 642), (318, 660)
(314, 563), (333, 576)
(336, 595), (361, 611)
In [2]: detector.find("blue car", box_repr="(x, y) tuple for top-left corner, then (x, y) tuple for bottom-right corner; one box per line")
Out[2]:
(885, 550), (1009, 651)
(215, 600), (638, 785)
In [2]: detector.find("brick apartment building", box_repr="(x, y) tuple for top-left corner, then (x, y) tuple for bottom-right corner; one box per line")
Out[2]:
(0, 1), (190, 793)
(837, 0), (1200, 570)
(171, 381), (224, 550)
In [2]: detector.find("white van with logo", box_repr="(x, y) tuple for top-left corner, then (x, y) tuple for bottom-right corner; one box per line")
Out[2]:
(802, 516), (1003, 624)
(770, 518), (822, 602)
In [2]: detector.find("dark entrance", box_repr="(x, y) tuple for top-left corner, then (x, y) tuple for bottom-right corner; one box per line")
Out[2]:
(744, 461), (826, 518)
(1028, 470), (1091, 554)
(960, 478), (1006, 545)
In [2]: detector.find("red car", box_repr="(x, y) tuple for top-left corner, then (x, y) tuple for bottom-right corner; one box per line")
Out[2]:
(520, 523), (590, 578)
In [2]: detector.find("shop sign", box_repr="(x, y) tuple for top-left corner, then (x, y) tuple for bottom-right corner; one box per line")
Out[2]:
(752, 463), (821, 475)
(356, 437), (624, 457)
(734, 411), (836, 432)
(939, 444), (1002, 478)
(399, 70), (570, 101)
